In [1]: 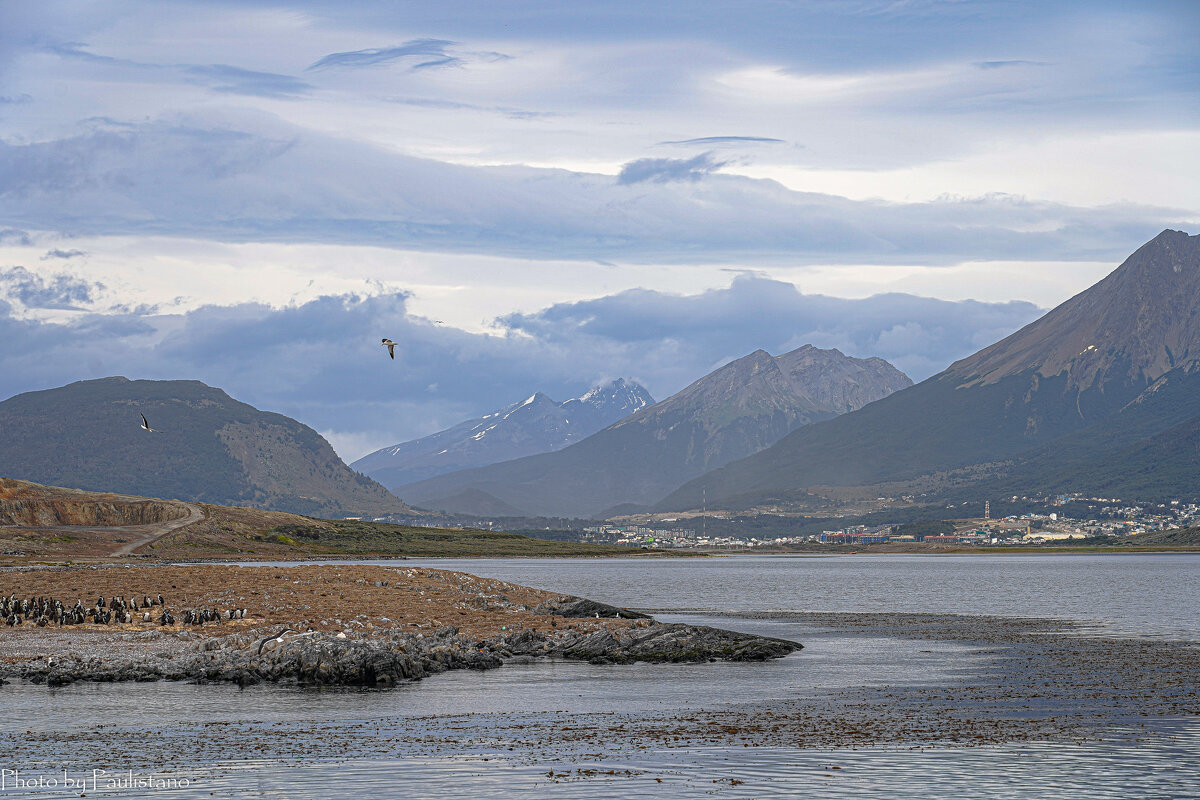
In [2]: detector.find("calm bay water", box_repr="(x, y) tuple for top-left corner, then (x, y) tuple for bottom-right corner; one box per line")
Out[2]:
(1, 554), (1197, 798)
(398, 552), (1200, 639)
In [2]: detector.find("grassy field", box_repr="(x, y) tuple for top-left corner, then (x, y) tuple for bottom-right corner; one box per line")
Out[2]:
(141, 505), (655, 559)
(253, 519), (651, 558)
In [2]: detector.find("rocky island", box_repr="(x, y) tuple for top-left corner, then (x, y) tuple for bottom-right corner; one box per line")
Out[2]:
(0, 564), (798, 687)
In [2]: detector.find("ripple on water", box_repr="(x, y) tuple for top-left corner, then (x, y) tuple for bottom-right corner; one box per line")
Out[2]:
(6, 726), (1196, 799)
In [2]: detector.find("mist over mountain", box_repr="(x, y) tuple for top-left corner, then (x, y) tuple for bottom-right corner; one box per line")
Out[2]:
(0, 377), (407, 517)
(661, 230), (1200, 510)
(397, 345), (912, 517)
(353, 379), (654, 490)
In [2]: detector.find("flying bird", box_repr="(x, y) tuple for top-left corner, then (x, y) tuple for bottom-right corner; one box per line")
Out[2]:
(256, 627), (316, 655)
(139, 413), (157, 433)
(381, 338), (397, 360)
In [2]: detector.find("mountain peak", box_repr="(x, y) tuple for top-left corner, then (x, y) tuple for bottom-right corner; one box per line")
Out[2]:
(953, 229), (1200, 391)
(354, 378), (654, 490)
(656, 230), (1200, 513)
(399, 344), (912, 517)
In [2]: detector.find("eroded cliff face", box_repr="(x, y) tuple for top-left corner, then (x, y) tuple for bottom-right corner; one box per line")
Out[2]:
(0, 478), (188, 526)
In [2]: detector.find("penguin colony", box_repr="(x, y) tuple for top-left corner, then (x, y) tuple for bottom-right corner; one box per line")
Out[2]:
(2, 592), (247, 628)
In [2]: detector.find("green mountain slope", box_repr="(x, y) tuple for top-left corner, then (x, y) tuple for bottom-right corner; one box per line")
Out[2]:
(0, 377), (407, 517)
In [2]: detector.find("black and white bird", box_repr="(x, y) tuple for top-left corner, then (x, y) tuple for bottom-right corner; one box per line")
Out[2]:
(255, 627), (315, 655)
(139, 413), (157, 433)
(381, 338), (397, 360)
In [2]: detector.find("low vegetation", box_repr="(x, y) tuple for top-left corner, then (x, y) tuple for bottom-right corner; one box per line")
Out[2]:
(257, 520), (648, 557)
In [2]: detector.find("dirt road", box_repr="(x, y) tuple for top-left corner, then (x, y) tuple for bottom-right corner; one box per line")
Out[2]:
(109, 502), (206, 555)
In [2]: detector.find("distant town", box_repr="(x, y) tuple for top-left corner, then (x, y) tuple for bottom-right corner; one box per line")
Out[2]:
(373, 493), (1200, 550)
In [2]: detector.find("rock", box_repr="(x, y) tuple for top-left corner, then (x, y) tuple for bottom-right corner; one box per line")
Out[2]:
(545, 597), (651, 620)
(0, 615), (795, 689)
(554, 623), (798, 664)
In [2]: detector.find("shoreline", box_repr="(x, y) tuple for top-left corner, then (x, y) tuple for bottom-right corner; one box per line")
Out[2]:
(3, 606), (1195, 759)
(5, 546), (1200, 572)
(0, 563), (797, 687)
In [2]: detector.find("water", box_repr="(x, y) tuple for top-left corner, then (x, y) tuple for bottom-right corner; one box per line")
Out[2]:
(396, 553), (1200, 639)
(1, 554), (1197, 798)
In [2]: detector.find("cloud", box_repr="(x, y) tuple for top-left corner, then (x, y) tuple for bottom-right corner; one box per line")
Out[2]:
(0, 275), (1042, 459)
(42, 42), (311, 98)
(306, 39), (509, 72)
(0, 94), (33, 104)
(0, 115), (1189, 267)
(41, 249), (86, 260)
(499, 274), (1044, 387)
(0, 266), (103, 309)
(617, 152), (728, 184)
(384, 96), (558, 119)
(0, 229), (32, 246)
(658, 136), (786, 146)
(975, 60), (1051, 70)
(182, 65), (312, 98)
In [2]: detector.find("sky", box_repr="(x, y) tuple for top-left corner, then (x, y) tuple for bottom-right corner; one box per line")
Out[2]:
(1, 0), (1197, 461)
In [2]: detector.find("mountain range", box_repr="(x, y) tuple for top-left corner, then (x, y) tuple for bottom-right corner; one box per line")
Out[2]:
(396, 345), (913, 517)
(661, 229), (1200, 510)
(353, 378), (653, 490)
(0, 377), (407, 517)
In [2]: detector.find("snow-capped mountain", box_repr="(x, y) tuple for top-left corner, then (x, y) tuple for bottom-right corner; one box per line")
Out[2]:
(352, 379), (654, 490)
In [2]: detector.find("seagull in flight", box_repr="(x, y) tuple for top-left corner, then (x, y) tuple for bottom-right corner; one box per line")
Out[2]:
(381, 338), (397, 359)
(256, 627), (298, 655)
(256, 627), (316, 655)
(139, 413), (157, 433)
